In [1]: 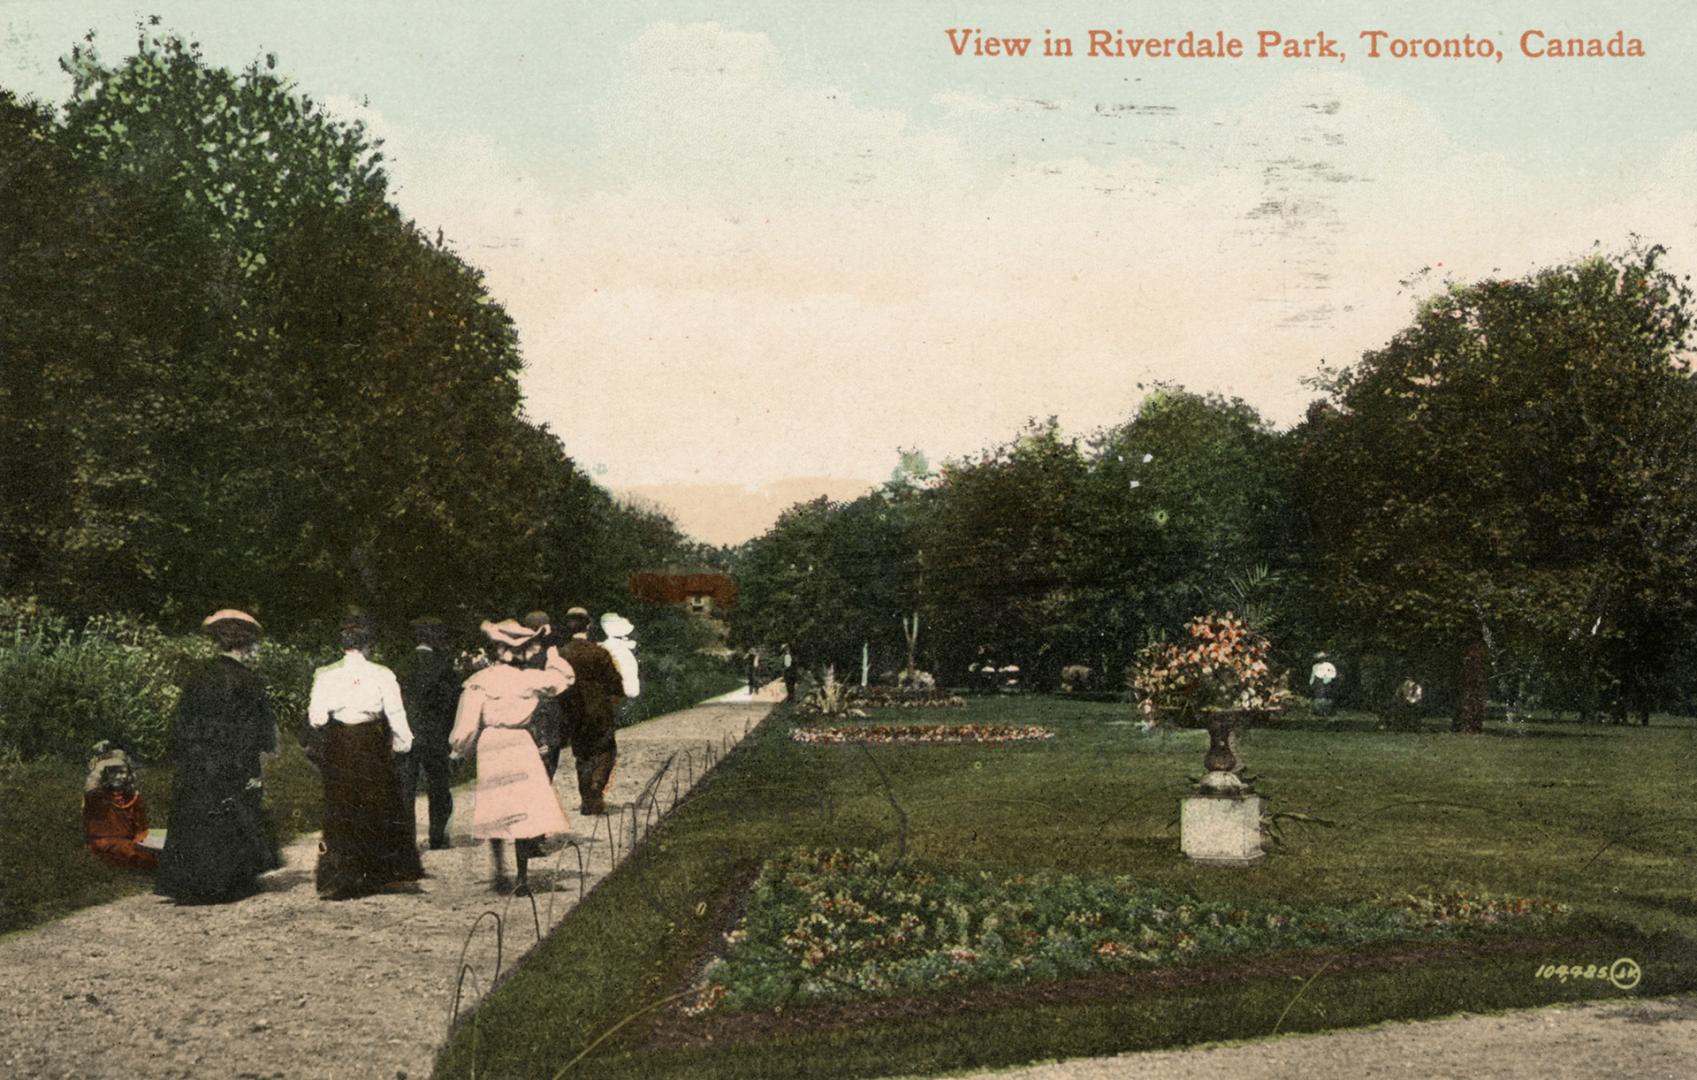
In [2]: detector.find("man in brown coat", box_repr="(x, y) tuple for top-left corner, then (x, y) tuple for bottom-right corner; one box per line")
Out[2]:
(560, 607), (625, 814)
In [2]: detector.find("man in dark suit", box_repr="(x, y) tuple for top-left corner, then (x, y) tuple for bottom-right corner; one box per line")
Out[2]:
(560, 606), (625, 815)
(519, 609), (567, 778)
(398, 616), (460, 849)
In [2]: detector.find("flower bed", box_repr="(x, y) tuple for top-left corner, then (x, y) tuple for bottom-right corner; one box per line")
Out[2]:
(686, 848), (1569, 1015)
(790, 724), (1054, 745)
(852, 687), (967, 709)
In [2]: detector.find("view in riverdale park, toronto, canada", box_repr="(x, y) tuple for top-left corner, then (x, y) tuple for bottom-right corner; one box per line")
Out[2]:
(2, 3), (1696, 1079)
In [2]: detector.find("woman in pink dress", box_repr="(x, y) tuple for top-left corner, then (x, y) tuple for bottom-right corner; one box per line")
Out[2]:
(450, 619), (576, 894)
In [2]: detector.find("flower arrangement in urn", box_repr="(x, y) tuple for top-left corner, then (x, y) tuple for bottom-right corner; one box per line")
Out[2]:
(1131, 612), (1289, 791)
(1132, 612), (1289, 724)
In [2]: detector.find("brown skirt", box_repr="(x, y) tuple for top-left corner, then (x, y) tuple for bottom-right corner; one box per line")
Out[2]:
(316, 721), (423, 898)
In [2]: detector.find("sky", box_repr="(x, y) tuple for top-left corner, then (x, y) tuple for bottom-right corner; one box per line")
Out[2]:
(4, 1), (1694, 544)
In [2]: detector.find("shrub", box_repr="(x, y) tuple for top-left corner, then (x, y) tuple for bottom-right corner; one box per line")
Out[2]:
(0, 597), (318, 763)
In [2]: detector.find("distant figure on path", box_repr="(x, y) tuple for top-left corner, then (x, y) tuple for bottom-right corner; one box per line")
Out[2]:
(561, 607), (625, 815)
(1310, 652), (1339, 716)
(601, 612), (641, 724)
(399, 617), (459, 850)
(308, 613), (424, 900)
(746, 649), (761, 696)
(156, 610), (280, 904)
(782, 644), (798, 701)
(83, 743), (158, 872)
(451, 619), (576, 895)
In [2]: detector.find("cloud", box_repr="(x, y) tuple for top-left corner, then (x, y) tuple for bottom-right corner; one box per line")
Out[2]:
(360, 18), (1696, 527)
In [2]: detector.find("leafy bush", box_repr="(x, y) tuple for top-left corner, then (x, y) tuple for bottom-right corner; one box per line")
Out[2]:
(796, 667), (866, 719)
(0, 597), (317, 763)
(620, 652), (741, 726)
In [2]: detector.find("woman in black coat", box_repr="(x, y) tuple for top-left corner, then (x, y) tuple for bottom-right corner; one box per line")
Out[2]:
(155, 610), (281, 904)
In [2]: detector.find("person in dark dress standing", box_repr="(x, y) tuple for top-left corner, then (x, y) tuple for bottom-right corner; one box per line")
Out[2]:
(518, 610), (567, 779)
(561, 607), (625, 815)
(308, 613), (424, 900)
(398, 617), (459, 851)
(782, 644), (798, 702)
(155, 610), (280, 904)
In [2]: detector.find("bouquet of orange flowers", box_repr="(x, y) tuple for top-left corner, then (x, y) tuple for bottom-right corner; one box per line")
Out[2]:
(1131, 612), (1289, 727)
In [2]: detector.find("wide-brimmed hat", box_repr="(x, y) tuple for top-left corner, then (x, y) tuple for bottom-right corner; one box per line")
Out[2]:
(202, 609), (262, 630)
(481, 619), (542, 648)
(600, 613), (634, 638)
(84, 744), (133, 793)
(564, 606), (590, 619)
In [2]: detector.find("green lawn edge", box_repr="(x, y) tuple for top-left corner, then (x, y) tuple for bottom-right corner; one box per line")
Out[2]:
(433, 699), (1697, 1079)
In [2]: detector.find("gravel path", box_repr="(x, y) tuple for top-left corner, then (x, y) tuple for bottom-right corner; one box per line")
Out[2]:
(0, 687), (780, 1080)
(912, 993), (1697, 1080)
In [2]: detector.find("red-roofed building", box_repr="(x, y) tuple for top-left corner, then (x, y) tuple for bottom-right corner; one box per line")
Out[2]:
(628, 571), (737, 615)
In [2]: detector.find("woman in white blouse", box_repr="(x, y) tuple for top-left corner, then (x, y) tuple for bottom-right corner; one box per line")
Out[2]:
(307, 613), (424, 900)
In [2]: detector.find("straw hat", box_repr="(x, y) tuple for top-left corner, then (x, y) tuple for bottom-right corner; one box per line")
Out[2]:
(201, 609), (262, 630)
(481, 619), (542, 648)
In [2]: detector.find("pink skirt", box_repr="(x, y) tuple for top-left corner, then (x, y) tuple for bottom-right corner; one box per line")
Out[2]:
(471, 726), (569, 840)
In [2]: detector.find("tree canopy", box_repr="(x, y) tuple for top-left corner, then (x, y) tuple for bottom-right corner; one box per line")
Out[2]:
(1302, 247), (1697, 724)
(0, 31), (694, 632)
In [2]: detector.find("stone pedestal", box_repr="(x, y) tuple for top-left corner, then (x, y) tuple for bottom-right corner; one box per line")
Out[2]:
(1181, 793), (1264, 867)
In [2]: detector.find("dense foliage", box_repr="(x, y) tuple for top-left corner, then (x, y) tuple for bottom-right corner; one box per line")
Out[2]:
(1302, 247), (1697, 727)
(0, 32), (691, 633)
(731, 393), (1294, 694)
(732, 249), (1697, 730)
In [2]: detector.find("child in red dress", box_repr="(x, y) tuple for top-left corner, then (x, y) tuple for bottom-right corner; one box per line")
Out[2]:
(83, 744), (159, 872)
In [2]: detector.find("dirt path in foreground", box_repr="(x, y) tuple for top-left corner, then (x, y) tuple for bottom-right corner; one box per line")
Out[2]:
(0, 687), (781, 1080)
(916, 992), (1697, 1080)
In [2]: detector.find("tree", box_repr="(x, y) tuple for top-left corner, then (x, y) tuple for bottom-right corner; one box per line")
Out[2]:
(920, 419), (1089, 688)
(1071, 389), (1287, 679)
(1302, 247), (1697, 731)
(1, 30), (702, 632)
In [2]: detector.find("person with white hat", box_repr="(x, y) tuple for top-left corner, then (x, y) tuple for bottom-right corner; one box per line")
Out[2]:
(450, 618), (577, 894)
(156, 610), (280, 904)
(560, 607), (625, 816)
(600, 612), (640, 703)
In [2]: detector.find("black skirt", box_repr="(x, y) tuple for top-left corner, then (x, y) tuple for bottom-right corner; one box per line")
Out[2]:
(316, 721), (424, 898)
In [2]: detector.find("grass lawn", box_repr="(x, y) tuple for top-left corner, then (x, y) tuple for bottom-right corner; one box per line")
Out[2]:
(0, 739), (329, 937)
(434, 696), (1697, 1079)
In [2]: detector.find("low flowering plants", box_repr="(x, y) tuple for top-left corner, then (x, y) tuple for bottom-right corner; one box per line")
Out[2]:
(790, 724), (1055, 745)
(851, 687), (967, 709)
(1131, 611), (1290, 728)
(683, 848), (1571, 1015)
